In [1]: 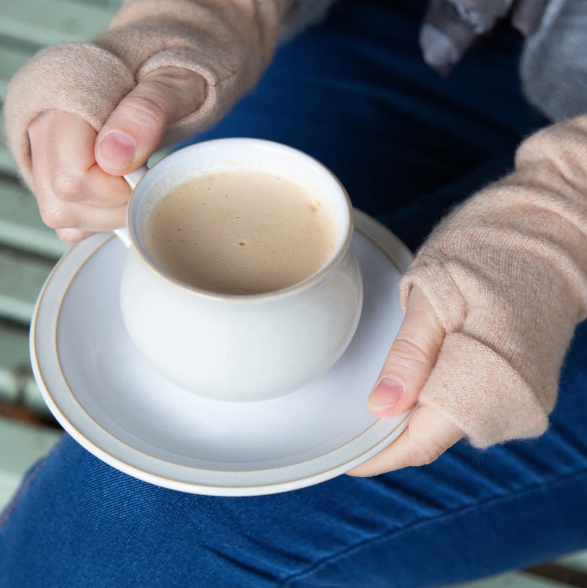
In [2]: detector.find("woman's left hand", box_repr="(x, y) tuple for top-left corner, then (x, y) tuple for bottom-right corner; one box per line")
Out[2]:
(352, 116), (587, 473)
(348, 284), (464, 477)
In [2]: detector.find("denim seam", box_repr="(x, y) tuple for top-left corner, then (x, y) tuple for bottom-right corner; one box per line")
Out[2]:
(280, 466), (587, 587)
(0, 434), (65, 534)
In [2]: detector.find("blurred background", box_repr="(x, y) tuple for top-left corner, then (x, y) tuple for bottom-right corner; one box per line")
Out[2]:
(0, 0), (123, 511)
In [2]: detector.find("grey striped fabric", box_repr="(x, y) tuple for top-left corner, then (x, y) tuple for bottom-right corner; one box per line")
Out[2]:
(285, 0), (587, 122)
(521, 0), (587, 121)
(283, 0), (547, 75)
(420, 0), (547, 75)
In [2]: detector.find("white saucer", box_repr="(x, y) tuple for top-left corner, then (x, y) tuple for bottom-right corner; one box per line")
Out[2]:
(31, 210), (414, 496)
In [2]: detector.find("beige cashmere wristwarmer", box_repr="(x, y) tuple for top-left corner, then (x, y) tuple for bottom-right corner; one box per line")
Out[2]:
(4, 0), (290, 189)
(401, 115), (587, 448)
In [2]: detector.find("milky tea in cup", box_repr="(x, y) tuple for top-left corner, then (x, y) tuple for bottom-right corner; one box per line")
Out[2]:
(145, 170), (338, 296)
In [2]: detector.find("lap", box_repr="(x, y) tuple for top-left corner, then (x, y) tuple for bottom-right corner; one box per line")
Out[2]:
(2, 368), (587, 587)
(3, 2), (585, 587)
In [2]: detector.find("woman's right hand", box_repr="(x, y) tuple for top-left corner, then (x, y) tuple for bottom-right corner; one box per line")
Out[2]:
(27, 66), (206, 243)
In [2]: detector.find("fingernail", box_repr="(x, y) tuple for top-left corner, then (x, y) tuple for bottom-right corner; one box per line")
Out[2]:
(368, 377), (404, 410)
(98, 131), (136, 169)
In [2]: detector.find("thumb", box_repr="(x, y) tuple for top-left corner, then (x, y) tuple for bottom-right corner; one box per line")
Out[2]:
(368, 284), (445, 417)
(95, 67), (206, 175)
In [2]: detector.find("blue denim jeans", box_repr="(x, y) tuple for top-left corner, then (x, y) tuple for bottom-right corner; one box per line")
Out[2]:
(3, 1), (587, 586)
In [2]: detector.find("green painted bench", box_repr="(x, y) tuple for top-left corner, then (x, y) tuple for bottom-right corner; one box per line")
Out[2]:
(0, 0), (115, 409)
(0, 0), (117, 524)
(0, 0), (167, 410)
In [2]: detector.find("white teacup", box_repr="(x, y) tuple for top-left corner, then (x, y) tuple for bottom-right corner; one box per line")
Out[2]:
(116, 138), (363, 402)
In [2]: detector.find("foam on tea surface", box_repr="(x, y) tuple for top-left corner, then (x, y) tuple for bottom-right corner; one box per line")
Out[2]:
(146, 170), (337, 295)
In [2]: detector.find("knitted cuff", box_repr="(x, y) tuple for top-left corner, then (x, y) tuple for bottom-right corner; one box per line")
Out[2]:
(4, 43), (134, 189)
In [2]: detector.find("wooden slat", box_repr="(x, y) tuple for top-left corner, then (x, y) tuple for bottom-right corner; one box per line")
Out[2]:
(527, 564), (587, 588)
(0, 416), (61, 512)
(0, 176), (68, 258)
(70, 0), (119, 8)
(459, 573), (571, 588)
(557, 553), (587, 574)
(22, 378), (48, 414)
(0, 149), (15, 177)
(0, 320), (31, 404)
(0, 111), (17, 176)
(0, 35), (36, 175)
(0, 0), (115, 46)
(0, 320), (46, 413)
(0, 36), (37, 101)
(0, 247), (55, 324)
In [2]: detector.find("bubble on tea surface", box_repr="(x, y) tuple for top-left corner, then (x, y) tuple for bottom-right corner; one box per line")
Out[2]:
(145, 170), (337, 295)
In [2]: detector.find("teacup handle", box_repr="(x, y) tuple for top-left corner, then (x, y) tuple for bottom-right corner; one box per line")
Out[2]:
(113, 165), (150, 248)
